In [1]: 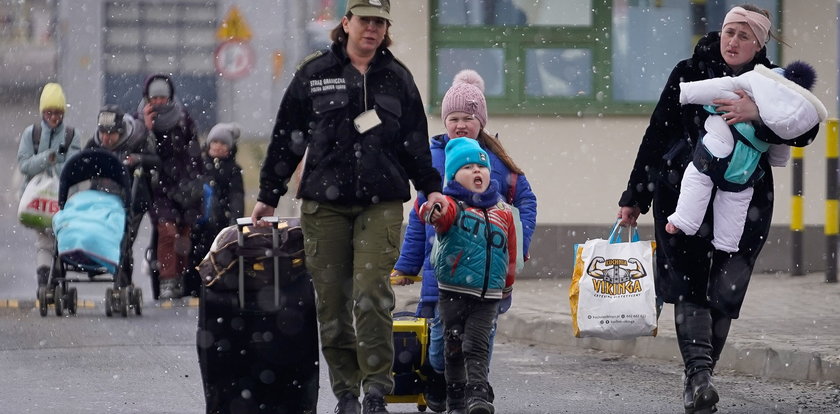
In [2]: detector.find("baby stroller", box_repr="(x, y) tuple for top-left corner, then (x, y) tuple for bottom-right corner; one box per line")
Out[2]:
(38, 148), (143, 317)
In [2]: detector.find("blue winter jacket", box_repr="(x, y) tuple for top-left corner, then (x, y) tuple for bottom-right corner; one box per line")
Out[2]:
(394, 134), (537, 317)
(17, 120), (82, 193)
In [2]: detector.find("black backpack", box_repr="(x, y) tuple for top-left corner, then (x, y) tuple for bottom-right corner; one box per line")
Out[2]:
(30, 123), (75, 155)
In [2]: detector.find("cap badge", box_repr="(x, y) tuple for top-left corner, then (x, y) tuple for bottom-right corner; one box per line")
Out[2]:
(98, 112), (117, 127)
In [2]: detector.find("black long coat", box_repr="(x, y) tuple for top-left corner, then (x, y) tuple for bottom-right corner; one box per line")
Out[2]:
(618, 32), (819, 317)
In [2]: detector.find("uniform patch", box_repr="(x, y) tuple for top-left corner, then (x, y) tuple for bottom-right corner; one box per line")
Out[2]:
(296, 50), (324, 71)
(309, 77), (347, 94)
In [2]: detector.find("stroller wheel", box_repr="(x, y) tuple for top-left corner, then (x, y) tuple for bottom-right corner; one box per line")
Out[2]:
(68, 287), (78, 315)
(132, 288), (143, 316)
(105, 288), (114, 317)
(119, 288), (130, 318)
(37, 286), (48, 317)
(54, 284), (64, 317)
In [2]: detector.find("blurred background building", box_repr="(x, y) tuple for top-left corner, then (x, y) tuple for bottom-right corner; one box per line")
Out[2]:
(0, 0), (57, 95)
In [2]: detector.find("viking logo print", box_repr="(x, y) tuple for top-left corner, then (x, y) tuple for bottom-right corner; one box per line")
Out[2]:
(586, 256), (648, 295)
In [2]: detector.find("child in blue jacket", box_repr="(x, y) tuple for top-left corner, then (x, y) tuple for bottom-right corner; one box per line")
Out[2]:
(392, 70), (537, 411)
(417, 137), (518, 414)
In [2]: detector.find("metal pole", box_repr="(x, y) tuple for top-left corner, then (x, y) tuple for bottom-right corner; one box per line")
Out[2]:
(825, 119), (838, 283)
(791, 147), (804, 275)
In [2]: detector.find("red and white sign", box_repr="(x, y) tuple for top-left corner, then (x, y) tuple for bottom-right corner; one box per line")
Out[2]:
(214, 40), (255, 80)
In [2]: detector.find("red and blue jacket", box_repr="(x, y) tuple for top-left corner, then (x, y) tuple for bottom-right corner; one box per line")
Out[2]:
(417, 180), (517, 300)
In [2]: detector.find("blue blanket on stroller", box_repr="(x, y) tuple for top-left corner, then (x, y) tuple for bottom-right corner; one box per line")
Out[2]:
(53, 190), (125, 274)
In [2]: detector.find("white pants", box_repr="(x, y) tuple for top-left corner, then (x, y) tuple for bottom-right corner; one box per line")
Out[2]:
(36, 228), (56, 270)
(669, 163), (753, 253)
(702, 116), (734, 158)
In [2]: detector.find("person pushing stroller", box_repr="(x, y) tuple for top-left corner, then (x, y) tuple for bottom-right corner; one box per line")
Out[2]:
(86, 105), (159, 282)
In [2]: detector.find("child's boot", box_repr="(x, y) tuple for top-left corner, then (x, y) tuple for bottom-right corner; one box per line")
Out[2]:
(423, 369), (447, 413)
(466, 383), (494, 414)
(445, 382), (467, 414)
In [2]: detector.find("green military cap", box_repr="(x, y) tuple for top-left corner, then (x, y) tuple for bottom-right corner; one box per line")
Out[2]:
(346, 0), (391, 21)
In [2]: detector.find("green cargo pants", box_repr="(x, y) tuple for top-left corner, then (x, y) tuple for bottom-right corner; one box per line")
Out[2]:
(300, 199), (402, 398)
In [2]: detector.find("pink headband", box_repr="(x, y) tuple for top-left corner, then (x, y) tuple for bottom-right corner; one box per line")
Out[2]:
(723, 6), (771, 49)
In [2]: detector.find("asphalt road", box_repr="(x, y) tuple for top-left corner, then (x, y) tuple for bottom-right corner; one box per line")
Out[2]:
(1, 98), (838, 413)
(1, 304), (838, 413)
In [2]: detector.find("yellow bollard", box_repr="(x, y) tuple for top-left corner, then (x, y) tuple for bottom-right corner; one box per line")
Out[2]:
(825, 119), (838, 283)
(791, 146), (804, 275)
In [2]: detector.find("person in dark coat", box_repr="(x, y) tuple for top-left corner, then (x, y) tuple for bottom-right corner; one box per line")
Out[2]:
(182, 122), (244, 297)
(137, 74), (203, 299)
(617, 5), (819, 414)
(249, 1), (446, 412)
(86, 104), (159, 283)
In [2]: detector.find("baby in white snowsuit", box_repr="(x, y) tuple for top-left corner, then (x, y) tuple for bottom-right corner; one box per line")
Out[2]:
(667, 62), (827, 252)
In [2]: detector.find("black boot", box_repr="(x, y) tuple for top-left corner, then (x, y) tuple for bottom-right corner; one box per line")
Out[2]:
(675, 302), (718, 413)
(686, 370), (718, 413)
(446, 382), (467, 414)
(683, 375), (694, 411)
(466, 383), (494, 414)
(710, 308), (732, 374)
(424, 370), (447, 413)
(37, 266), (49, 287)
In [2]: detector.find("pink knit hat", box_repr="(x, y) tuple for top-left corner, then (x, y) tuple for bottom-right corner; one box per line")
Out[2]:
(441, 69), (487, 128)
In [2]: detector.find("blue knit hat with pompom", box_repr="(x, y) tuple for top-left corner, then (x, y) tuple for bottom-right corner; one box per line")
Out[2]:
(771, 60), (817, 90)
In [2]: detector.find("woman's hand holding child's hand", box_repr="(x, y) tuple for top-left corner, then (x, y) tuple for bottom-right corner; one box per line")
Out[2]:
(420, 201), (443, 224)
(425, 192), (448, 219)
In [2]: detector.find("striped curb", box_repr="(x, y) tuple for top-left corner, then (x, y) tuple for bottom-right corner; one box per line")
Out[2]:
(0, 298), (200, 310)
(497, 310), (840, 384)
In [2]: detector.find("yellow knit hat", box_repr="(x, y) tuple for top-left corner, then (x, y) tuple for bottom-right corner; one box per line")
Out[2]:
(39, 83), (66, 112)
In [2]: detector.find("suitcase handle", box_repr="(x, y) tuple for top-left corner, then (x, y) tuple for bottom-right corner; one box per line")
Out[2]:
(235, 216), (283, 309)
(236, 216), (280, 228)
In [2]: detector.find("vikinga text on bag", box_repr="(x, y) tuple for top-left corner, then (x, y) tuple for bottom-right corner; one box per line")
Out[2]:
(588, 257), (647, 296)
(569, 234), (658, 339)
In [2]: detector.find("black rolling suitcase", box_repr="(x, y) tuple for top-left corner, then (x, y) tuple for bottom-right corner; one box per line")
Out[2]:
(196, 217), (319, 414)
